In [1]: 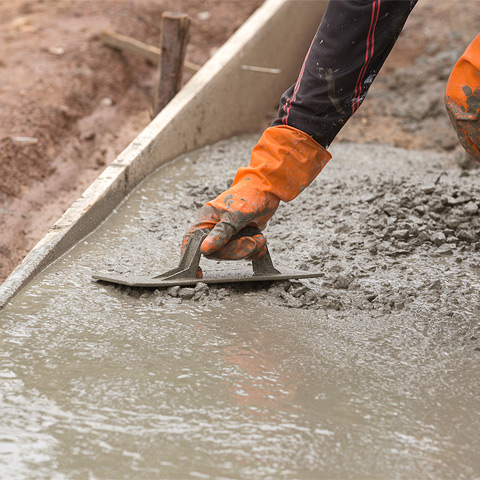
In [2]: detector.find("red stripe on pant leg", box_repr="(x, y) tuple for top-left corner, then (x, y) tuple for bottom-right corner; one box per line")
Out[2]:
(283, 38), (315, 125)
(356, 0), (381, 110)
(352, 0), (379, 114)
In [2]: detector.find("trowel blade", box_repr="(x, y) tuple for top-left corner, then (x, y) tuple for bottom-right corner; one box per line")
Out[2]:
(93, 269), (323, 288)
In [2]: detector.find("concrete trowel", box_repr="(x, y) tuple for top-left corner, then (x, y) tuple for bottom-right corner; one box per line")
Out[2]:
(93, 228), (322, 288)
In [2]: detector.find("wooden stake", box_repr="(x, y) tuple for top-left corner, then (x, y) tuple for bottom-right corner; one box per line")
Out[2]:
(153, 12), (191, 116)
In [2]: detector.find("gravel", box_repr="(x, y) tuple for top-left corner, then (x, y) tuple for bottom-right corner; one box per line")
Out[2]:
(110, 139), (480, 353)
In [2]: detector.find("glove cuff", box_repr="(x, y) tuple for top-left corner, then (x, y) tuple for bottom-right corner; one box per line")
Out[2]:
(232, 125), (331, 202)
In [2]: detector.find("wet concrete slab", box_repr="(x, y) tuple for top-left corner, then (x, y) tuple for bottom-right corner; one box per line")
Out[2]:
(1, 136), (479, 479)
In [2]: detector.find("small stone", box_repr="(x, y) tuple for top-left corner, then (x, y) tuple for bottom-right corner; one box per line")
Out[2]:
(178, 288), (195, 300)
(325, 297), (343, 310)
(194, 282), (209, 294)
(457, 230), (474, 243)
(197, 10), (211, 21)
(437, 244), (453, 255)
(304, 290), (317, 303)
(333, 275), (354, 289)
(452, 194), (473, 205)
(407, 224), (419, 236)
(217, 288), (230, 298)
(414, 205), (426, 215)
(47, 46), (65, 55)
(285, 297), (304, 308)
(456, 221), (470, 232)
(291, 286), (307, 298)
(421, 184), (435, 194)
(387, 249), (410, 257)
(167, 286), (181, 297)
(432, 232), (446, 246)
(446, 218), (461, 229)
(431, 201), (446, 213)
(440, 195), (452, 205)
(392, 229), (409, 240)
(415, 231), (431, 245)
(464, 201), (479, 215)
(193, 291), (205, 301)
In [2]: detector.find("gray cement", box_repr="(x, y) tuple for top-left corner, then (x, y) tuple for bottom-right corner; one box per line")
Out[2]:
(1, 136), (479, 479)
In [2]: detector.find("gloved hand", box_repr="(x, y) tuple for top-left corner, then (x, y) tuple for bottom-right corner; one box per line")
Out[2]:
(182, 125), (332, 260)
(445, 33), (480, 162)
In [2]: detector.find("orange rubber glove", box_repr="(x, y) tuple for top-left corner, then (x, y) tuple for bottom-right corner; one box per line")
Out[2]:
(182, 125), (332, 260)
(445, 33), (480, 161)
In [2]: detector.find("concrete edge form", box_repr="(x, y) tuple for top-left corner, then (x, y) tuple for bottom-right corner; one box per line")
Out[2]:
(0, 0), (327, 309)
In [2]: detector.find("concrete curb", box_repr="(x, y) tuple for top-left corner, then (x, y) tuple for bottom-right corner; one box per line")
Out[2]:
(0, 0), (327, 309)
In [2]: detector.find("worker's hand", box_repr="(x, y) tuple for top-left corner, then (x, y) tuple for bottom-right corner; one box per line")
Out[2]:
(445, 34), (480, 162)
(182, 186), (280, 260)
(182, 125), (332, 260)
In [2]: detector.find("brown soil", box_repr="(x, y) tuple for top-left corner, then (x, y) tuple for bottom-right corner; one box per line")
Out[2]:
(0, 0), (479, 283)
(0, 0), (262, 282)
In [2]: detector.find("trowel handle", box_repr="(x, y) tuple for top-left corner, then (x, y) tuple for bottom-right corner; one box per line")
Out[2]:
(159, 226), (280, 281)
(232, 226), (281, 276)
(154, 229), (207, 280)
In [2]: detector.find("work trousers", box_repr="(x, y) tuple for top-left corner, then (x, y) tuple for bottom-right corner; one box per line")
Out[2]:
(272, 0), (418, 148)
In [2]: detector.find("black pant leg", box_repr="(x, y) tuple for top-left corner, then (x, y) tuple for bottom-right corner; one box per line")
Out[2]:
(272, 0), (418, 148)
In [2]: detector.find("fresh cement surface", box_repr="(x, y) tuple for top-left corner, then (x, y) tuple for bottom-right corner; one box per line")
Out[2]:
(1, 136), (480, 479)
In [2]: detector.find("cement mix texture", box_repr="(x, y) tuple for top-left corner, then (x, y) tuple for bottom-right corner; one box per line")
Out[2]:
(0, 136), (479, 479)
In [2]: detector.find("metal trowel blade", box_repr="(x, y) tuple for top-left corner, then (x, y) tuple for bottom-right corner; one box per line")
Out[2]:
(93, 268), (323, 288)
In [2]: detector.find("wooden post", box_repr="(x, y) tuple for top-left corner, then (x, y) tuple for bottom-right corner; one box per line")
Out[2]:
(153, 12), (190, 116)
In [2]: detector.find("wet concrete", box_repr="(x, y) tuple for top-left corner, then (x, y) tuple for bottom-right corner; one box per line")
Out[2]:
(1, 136), (480, 479)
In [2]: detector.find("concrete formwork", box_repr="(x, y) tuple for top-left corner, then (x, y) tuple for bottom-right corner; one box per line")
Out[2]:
(0, 0), (328, 309)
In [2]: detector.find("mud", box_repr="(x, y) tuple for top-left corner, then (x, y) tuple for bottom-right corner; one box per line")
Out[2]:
(1, 136), (480, 479)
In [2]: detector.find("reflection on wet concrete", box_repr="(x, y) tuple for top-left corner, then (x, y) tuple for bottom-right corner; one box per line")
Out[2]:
(0, 136), (479, 479)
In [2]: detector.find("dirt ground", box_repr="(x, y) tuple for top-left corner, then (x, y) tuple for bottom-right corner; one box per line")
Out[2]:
(0, 0), (479, 284)
(0, 0), (262, 282)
